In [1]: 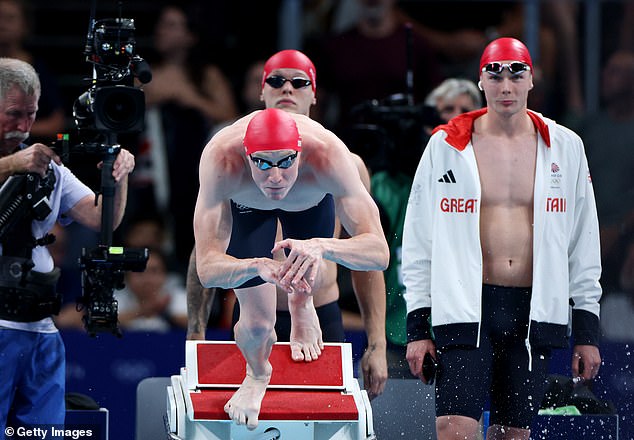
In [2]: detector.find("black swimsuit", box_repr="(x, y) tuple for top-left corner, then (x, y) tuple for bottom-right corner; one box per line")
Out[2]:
(226, 194), (335, 288)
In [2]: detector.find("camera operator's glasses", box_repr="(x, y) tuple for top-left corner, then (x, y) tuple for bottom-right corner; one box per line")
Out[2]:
(482, 62), (531, 76)
(250, 152), (298, 170)
(265, 75), (312, 89)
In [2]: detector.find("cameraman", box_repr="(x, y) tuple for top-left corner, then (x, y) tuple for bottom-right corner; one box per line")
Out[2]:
(0, 58), (135, 434)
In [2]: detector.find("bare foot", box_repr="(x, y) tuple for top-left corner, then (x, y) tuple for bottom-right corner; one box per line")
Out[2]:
(224, 366), (272, 430)
(288, 295), (324, 362)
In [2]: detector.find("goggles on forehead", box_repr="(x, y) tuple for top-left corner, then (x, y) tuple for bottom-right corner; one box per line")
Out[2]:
(265, 75), (312, 89)
(249, 152), (298, 170)
(482, 62), (531, 76)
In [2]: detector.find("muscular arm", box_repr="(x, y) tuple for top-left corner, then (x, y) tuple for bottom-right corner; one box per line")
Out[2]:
(279, 184), (388, 271)
(186, 247), (216, 340)
(350, 270), (386, 347)
(325, 148), (388, 270)
(349, 153), (387, 398)
(194, 190), (261, 288)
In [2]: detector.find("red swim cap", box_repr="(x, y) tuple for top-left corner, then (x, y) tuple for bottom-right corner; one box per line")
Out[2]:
(244, 108), (302, 155)
(262, 49), (317, 92)
(479, 37), (533, 72)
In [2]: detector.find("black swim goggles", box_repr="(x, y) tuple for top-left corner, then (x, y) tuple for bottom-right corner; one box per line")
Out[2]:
(249, 152), (298, 170)
(265, 75), (312, 89)
(482, 62), (531, 76)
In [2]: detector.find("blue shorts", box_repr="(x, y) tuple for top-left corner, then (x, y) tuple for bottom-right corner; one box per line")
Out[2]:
(232, 300), (345, 342)
(435, 285), (551, 429)
(226, 195), (335, 288)
(0, 329), (66, 437)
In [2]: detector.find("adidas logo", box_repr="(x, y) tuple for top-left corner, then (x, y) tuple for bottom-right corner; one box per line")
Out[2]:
(438, 170), (456, 183)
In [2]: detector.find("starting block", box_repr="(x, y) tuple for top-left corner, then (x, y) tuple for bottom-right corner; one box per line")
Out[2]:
(166, 341), (375, 440)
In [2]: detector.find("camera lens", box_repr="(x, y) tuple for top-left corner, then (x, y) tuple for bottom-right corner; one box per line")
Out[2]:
(103, 90), (136, 125)
(94, 86), (145, 133)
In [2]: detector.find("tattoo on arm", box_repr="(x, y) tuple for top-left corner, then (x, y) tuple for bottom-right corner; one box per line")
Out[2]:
(187, 248), (215, 335)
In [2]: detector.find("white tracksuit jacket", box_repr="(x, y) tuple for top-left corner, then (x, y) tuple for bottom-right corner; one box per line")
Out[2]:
(402, 108), (602, 350)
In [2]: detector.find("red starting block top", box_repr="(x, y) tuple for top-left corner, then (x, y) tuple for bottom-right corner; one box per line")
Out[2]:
(190, 389), (359, 421)
(188, 342), (350, 389)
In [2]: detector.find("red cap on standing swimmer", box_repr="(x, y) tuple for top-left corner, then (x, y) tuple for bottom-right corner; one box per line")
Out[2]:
(479, 37), (533, 72)
(244, 108), (302, 155)
(262, 49), (317, 92)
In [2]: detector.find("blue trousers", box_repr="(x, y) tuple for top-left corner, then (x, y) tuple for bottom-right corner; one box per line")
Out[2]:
(0, 329), (65, 437)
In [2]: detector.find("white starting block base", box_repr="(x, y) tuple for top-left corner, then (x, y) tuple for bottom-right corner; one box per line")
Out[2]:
(166, 341), (375, 440)
(182, 419), (367, 440)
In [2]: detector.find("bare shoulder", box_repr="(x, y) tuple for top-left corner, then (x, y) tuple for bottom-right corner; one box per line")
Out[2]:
(350, 152), (368, 172)
(200, 113), (256, 186)
(212, 111), (259, 141)
(290, 114), (348, 157)
(288, 117), (364, 194)
(203, 111), (261, 156)
(350, 152), (371, 191)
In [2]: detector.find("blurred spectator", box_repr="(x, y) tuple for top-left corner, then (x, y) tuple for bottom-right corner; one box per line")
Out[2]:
(0, 0), (65, 143)
(143, 3), (238, 127)
(239, 59), (266, 114)
(121, 213), (184, 280)
(542, 1), (584, 121)
(315, 0), (441, 140)
(305, 0), (486, 80)
(423, 77), (482, 133)
(580, 50), (634, 294)
(397, 9), (486, 75)
(123, 212), (170, 256)
(116, 250), (188, 332)
(302, 0), (361, 48)
(130, 3), (238, 274)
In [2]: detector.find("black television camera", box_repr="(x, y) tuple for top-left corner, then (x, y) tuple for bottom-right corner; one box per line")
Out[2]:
(68, 1), (150, 337)
(348, 94), (443, 178)
(73, 13), (151, 137)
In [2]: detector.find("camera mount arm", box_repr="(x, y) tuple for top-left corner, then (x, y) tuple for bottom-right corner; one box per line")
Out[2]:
(97, 139), (119, 247)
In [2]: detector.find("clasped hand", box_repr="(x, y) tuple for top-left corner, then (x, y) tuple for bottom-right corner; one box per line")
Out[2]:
(265, 238), (323, 294)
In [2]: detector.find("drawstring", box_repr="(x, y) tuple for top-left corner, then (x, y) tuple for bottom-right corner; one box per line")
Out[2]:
(525, 320), (533, 372)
